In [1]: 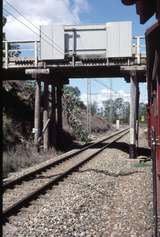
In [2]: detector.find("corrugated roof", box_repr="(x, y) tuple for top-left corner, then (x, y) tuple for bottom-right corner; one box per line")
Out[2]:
(121, 0), (160, 24)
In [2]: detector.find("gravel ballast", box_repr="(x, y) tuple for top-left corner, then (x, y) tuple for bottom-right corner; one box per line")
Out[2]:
(3, 130), (154, 237)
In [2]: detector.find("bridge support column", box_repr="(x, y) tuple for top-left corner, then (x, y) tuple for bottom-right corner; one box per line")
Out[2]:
(43, 80), (49, 151)
(56, 84), (63, 146)
(136, 83), (140, 149)
(50, 83), (57, 150)
(129, 72), (139, 158)
(34, 80), (41, 149)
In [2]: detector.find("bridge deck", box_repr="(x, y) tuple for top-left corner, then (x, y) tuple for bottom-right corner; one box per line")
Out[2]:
(2, 37), (146, 82)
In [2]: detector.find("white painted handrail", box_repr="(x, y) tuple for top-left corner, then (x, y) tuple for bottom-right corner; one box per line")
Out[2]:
(2, 37), (146, 68)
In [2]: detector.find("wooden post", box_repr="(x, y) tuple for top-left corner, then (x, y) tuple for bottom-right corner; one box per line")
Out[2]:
(50, 83), (57, 149)
(136, 82), (140, 149)
(43, 81), (49, 151)
(34, 80), (41, 148)
(57, 84), (63, 132)
(130, 72), (137, 158)
(56, 84), (63, 146)
(5, 41), (8, 69)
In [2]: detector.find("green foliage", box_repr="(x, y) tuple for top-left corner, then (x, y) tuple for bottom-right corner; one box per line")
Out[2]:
(133, 162), (151, 168)
(139, 103), (147, 123)
(63, 86), (89, 142)
(103, 97), (130, 123)
(91, 101), (98, 116)
(63, 85), (81, 98)
(103, 97), (147, 124)
(3, 81), (34, 149)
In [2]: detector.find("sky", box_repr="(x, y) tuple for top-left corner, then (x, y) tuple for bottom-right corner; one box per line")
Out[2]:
(3, 0), (155, 107)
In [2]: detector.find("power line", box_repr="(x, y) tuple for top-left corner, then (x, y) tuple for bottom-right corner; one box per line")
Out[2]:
(61, 0), (79, 25)
(61, 0), (88, 52)
(3, 9), (64, 56)
(93, 79), (130, 99)
(4, 0), (64, 54)
(4, 0), (86, 59)
(94, 79), (118, 94)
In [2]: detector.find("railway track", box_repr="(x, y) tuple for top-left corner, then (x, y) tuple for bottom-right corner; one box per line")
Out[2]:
(3, 128), (129, 223)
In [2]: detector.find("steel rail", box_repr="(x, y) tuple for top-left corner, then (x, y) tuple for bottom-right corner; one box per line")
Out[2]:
(3, 128), (128, 191)
(2, 129), (129, 223)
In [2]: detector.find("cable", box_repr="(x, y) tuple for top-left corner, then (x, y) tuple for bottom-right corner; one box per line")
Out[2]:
(4, 0), (64, 54)
(4, 0), (86, 58)
(94, 79), (124, 97)
(61, 0), (79, 25)
(94, 79), (129, 100)
(3, 9), (64, 56)
(94, 79), (114, 92)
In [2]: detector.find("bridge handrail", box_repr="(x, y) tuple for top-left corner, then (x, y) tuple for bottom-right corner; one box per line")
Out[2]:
(3, 40), (40, 68)
(3, 36), (146, 68)
(132, 36), (146, 64)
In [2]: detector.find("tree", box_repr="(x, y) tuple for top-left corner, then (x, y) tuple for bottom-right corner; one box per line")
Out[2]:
(63, 86), (88, 142)
(113, 98), (126, 121)
(139, 103), (147, 123)
(103, 97), (130, 124)
(103, 99), (115, 122)
(91, 101), (98, 116)
(123, 101), (130, 123)
(63, 86), (80, 98)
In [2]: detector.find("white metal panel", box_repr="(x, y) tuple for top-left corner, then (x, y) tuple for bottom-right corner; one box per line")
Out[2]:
(106, 22), (120, 57)
(106, 21), (132, 58)
(119, 22), (132, 57)
(53, 25), (64, 59)
(40, 22), (132, 60)
(66, 29), (106, 55)
(40, 25), (53, 60)
(77, 30), (106, 50)
(40, 25), (64, 60)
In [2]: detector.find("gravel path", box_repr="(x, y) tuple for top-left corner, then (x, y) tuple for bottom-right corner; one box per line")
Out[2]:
(3, 130), (154, 237)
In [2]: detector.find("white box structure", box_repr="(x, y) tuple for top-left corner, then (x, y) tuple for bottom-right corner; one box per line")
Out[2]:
(40, 25), (64, 60)
(40, 21), (132, 60)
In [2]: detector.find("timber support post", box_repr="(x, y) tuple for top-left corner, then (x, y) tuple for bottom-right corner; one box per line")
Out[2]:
(129, 71), (138, 158)
(56, 83), (63, 145)
(136, 82), (140, 149)
(50, 83), (57, 150)
(43, 80), (49, 151)
(34, 80), (41, 150)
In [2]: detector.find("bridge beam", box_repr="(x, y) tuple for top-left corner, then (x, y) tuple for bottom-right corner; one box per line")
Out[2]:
(129, 72), (139, 158)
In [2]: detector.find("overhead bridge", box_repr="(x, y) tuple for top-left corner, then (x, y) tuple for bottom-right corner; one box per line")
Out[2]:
(2, 21), (147, 158)
(3, 21), (146, 79)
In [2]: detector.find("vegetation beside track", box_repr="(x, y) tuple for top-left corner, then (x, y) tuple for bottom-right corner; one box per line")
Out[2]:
(2, 82), (110, 177)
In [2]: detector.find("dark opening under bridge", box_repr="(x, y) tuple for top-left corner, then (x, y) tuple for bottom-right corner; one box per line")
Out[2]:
(2, 21), (147, 158)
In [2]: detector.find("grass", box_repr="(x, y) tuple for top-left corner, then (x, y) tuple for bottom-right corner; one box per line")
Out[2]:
(133, 162), (152, 168)
(3, 142), (54, 178)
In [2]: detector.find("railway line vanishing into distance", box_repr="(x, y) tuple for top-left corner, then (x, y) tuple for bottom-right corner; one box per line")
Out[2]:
(2, 128), (129, 223)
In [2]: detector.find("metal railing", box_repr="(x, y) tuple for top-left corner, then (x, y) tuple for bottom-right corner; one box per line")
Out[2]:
(3, 40), (39, 69)
(2, 36), (146, 68)
(132, 36), (146, 64)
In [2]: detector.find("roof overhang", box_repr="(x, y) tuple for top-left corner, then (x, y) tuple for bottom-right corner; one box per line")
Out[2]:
(145, 22), (160, 84)
(121, 0), (159, 24)
(122, 0), (136, 5)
